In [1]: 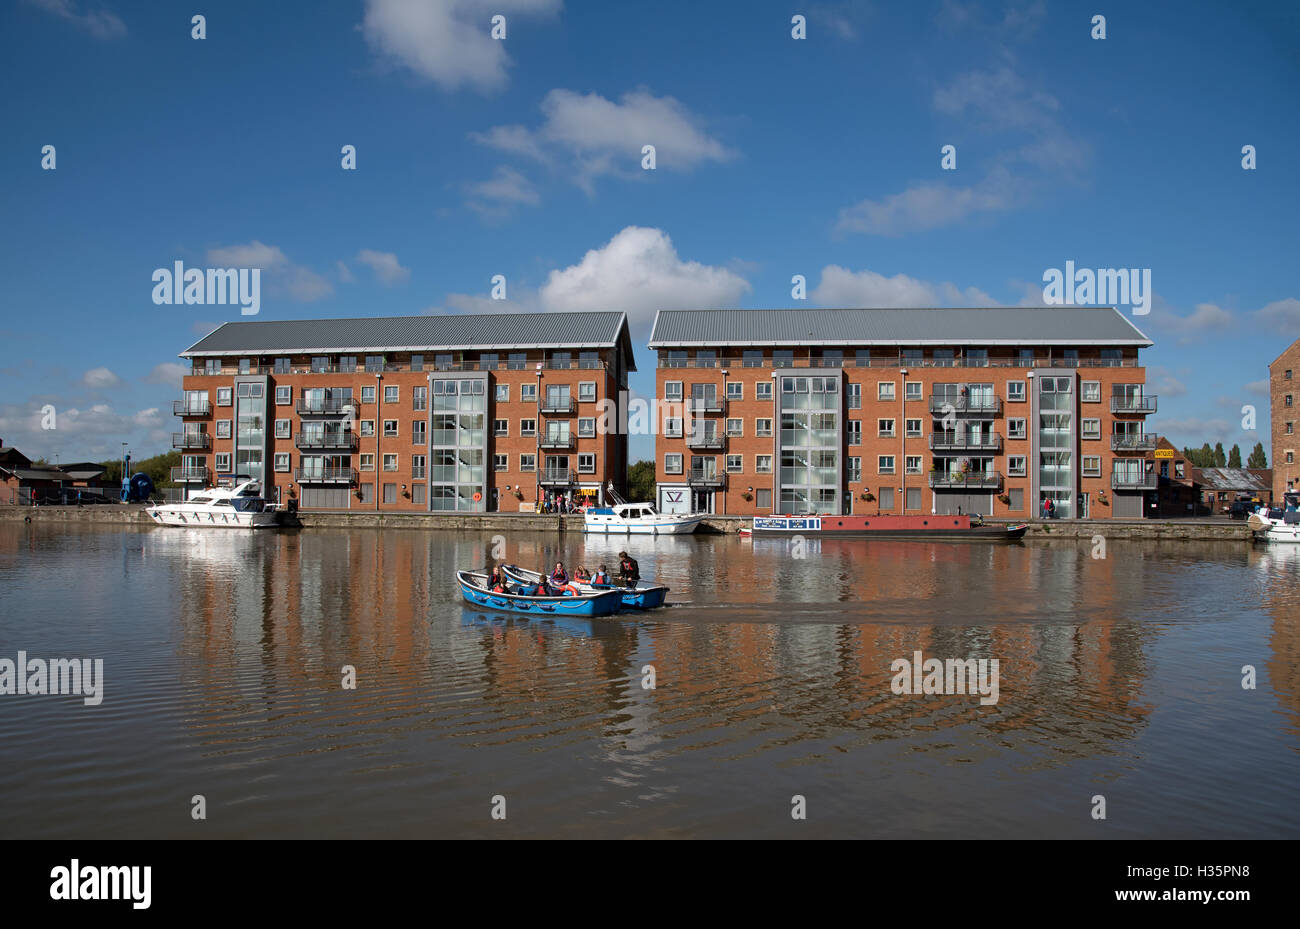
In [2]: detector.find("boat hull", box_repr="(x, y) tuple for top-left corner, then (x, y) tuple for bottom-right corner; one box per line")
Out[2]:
(750, 515), (1028, 541)
(500, 565), (669, 610)
(582, 515), (704, 535)
(458, 571), (624, 617)
(146, 507), (280, 528)
(1248, 514), (1300, 543)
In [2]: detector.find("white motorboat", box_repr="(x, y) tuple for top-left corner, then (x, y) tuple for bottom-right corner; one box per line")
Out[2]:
(1247, 495), (1300, 543)
(583, 503), (704, 535)
(146, 480), (281, 529)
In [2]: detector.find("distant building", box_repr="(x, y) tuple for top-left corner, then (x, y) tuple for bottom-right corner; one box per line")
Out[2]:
(1269, 338), (1299, 500)
(1192, 467), (1272, 513)
(0, 441), (110, 504)
(1141, 438), (1199, 517)
(648, 306), (1156, 519)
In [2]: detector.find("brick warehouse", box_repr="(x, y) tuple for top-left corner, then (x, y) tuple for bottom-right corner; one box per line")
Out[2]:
(1269, 337), (1300, 501)
(173, 313), (635, 511)
(648, 307), (1158, 519)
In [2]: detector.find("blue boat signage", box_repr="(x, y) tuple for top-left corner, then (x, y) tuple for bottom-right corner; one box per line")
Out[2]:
(753, 517), (821, 531)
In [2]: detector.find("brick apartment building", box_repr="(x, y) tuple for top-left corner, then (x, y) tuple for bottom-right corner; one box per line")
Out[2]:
(173, 313), (635, 511)
(648, 307), (1158, 519)
(1269, 337), (1300, 500)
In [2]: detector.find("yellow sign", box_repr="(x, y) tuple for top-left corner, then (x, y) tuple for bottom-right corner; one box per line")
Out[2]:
(1154, 449), (1174, 459)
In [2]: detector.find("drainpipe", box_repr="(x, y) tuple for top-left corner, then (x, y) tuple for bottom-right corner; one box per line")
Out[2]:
(535, 363), (542, 511)
(900, 367), (908, 515)
(721, 368), (728, 516)
(374, 371), (381, 511)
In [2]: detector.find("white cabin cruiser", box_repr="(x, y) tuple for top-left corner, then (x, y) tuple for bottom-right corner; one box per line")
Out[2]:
(146, 479), (281, 529)
(583, 502), (704, 535)
(1248, 494), (1300, 544)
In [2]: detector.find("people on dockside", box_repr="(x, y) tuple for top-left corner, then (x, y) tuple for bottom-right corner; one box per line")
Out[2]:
(617, 552), (640, 587)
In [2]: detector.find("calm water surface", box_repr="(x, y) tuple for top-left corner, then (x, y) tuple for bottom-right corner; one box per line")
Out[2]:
(1, 523), (1297, 838)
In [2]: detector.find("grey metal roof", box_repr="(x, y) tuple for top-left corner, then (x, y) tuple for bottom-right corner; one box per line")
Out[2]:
(182, 312), (633, 358)
(1192, 468), (1272, 492)
(648, 307), (1153, 347)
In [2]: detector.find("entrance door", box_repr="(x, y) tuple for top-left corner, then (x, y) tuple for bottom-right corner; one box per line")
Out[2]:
(692, 490), (713, 514)
(1079, 493), (1090, 518)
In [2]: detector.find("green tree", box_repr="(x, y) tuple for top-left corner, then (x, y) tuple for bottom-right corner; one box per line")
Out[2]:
(1247, 442), (1268, 469)
(1199, 443), (1214, 467)
(627, 460), (656, 502)
(1228, 444), (1242, 468)
(1213, 442), (1226, 467)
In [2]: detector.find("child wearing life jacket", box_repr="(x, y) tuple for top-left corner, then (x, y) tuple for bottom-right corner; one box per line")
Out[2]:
(550, 562), (568, 585)
(592, 564), (610, 585)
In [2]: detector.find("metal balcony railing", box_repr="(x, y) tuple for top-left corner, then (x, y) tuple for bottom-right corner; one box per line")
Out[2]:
(173, 400), (211, 416)
(1111, 395), (1158, 414)
(171, 466), (211, 482)
(1111, 434), (1159, 451)
(1111, 471), (1158, 490)
(539, 397), (575, 414)
(296, 397), (351, 415)
(928, 433), (1002, 452)
(687, 469), (726, 487)
(538, 468), (577, 484)
(687, 397), (726, 414)
(294, 432), (359, 450)
(928, 470), (1003, 490)
(686, 432), (725, 449)
(928, 396), (1003, 415)
(294, 467), (357, 484)
(539, 434), (575, 450)
(172, 432), (211, 450)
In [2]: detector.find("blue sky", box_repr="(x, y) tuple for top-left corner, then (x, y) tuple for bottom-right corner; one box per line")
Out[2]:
(2, 0), (1297, 465)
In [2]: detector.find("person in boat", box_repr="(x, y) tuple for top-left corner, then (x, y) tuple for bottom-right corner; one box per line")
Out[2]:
(617, 552), (640, 587)
(592, 564), (610, 585)
(486, 569), (509, 594)
(573, 566), (591, 583)
(551, 562), (568, 585)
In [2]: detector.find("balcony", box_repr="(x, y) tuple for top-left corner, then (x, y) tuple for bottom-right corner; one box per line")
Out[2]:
(539, 468), (577, 485)
(687, 469), (727, 488)
(928, 470), (1003, 490)
(687, 397), (726, 414)
(296, 397), (351, 415)
(686, 432), (725, 449)
(1111, 434), (1159, 451)
(539, 434), (575, 450)
(173, 399), (210, 416)
(1111, 471), (1158, 490)
(171, 466), (210, 483)
(539, 397), (575, 415)
(928, 396), (1002, 416)
(294, 467), (357, 485)
(1111, 395), (1157, 414)
(172, 432), (211, 450)
(294, 431), (359, 451)
(929, 433), (1002, 453)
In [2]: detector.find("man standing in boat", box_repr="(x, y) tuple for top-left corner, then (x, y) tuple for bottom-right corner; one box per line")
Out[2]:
(617, 551), (640, 588)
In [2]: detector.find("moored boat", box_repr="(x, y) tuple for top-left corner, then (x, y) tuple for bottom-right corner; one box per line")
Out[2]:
(456, 570), (625, 617)
(583, 502), (704, 535)
(1247, 494), (1300, 543)
(749, 514), (1028, 541)
(146, 480), (281, 529)
(501, 564), (670, 610)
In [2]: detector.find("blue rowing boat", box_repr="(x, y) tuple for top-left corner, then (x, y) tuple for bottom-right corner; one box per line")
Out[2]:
(500, 565), (670, 610)
(457, 570), (625, 617)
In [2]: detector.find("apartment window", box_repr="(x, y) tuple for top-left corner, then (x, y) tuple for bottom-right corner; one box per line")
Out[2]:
(520, 454), (535, 472)
(411, 484), (426, 505)
(741, 350), (763, 368)
(204, 359), (221, 375)
(506, 353), (526, 371)
(383, 420), (398, 437)
(847, 383), (861, 409)
(579, 351), (600, 370)
(494, 454), (508, 472)
(1081, 418), (1101, 439)
(1287, 395), (1293, 408)
(273, 453), (289, 472)
(521, 384), (536, 402)
(495, 384), (509, 402)
(411, 455), (425, 478)
(217, 387), (232, 406)
(494, 419), (509, 436)
(1008, 455), (1027, 477)
(906, 418), (922, 437)
(1175, 461), (1184, 479)
(902, 349), (922, 365)
(666, 351), (687, 369)
(578, 418), (595, 437)
(578, 454), (596, 474)
(878, 456), (895, 475)
(756, 382), (773, 400)
(274, 419), (290, 439)
(216, 419), (232, 438)
(275, 386), (291, 405)
(1082, 381), (1101, 403)
(878, 418), (895, 437)
(412, 421), (426, 445)
(727, 382), (743, 400)
(365, 355), (384, 372)
(1082, 456), (1101, 477)
(905, 382), (923, 401)
(726, 455), (743, 473)
(665, 453), (683, 474)
(359, 455), (375, 473)
(579, 382), (596, 402)
(848, 421), (862, 445)
(773, 350), (794, 368)
(383, 386), (398, 404)
(756, 418), (773, 437)
(360, 420), (375, 437)
(965, 349), (988, 368)
(383, 454), (398, 471)
(877, 382), (896, 401)
(1287, 452), (1294, 464)
(665, 417), (683, 438)
(339, 355), (356, 372)
(756, 488), (772, 509)
(756, 455), (773, 473)
(1006, 381), (1025, 402)
(410, 355), (424, 373)
(520, 419), (536, 436)
(664, 381), (683, 401)
(238, 358), (251, 375)
(726, 418), (743, 437)
(215, 453), (230, 471)
(1287, 422), (1294, 435)
(847, 457), (862, 482)
(906, 456), (923, 474)
(358, 484), (374, 503)
(413, 386), (427, 410)
(383, 483), (397, 504)
(361, 386), (376, 404)
(310, 356), (329, 373)
(1008, 418), (1027, 440)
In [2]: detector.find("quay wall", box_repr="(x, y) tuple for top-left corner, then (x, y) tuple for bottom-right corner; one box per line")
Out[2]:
(0, 505), (1257, 540)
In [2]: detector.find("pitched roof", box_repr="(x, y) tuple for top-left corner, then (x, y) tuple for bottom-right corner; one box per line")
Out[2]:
(1192, 467), (1272, 492)
(648, 307), (1153, 347)
(182, 312), (634, 362)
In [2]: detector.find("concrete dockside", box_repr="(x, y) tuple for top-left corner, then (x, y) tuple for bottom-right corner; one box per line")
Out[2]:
(0, 505), (1257, 540)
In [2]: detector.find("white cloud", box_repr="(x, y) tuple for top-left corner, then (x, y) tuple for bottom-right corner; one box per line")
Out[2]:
(356, 249), (411, 286)
(466, 166), (541, 216)
(1245, 379), (1270, 396)
(361, 0), (561, 93)
(835, 176), (1015, 236)
(1153, 417), (1235, 445)
(336, 261), (355, 283)
(145, 363), (188, 388)
(1158, 302), (1235, 343)
(25, 0), (126, 39)
(205, 241), (333, 302)
(82, 367), (122, 389)
(538, 226), (751, 332)
(0, 400), (165, 461)
(811, 265), (999, 307)
(1148, 366), (1188, 398)
(1254, 298), (1300, 335)
(475, 88), (733, 193)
